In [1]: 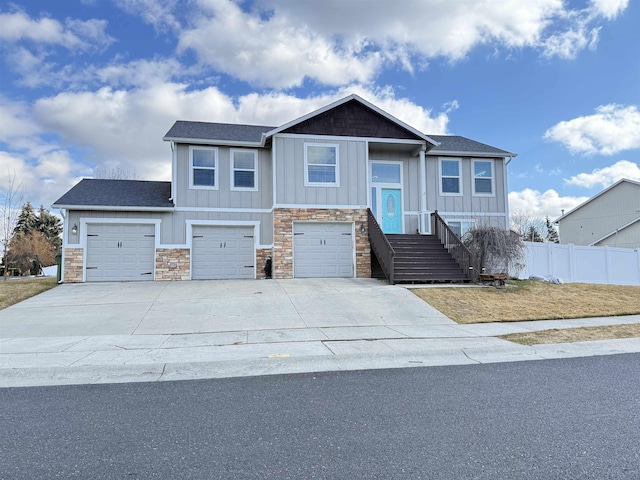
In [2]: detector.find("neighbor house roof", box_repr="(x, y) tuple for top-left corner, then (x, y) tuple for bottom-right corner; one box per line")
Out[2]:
(426, 135), (516, 157)
(52, 179), (174, 211)
(163, 121), (275, 145)
(554, 178), (640, 223)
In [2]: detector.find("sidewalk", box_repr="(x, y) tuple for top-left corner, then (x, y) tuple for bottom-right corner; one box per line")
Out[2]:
(3, 313), (640, 388)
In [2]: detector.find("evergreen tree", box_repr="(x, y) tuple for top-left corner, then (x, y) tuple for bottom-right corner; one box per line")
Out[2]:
(14, 201), (38, 234)
(37, 205), (62, 251)
(545, 216), (559, 243)
(526, 226), (544, 242)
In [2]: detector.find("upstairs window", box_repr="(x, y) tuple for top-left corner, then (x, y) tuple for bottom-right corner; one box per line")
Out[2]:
(231, 149), (258, 191)
(473, 159), (494, 196)
(190, 146), (218, 189)
(305, 143), (339, 186)
(440, 158), (461, 195)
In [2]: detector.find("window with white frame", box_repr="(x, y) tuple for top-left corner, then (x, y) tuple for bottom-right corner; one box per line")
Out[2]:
(305, 143), (339, 186)
(447, 220), (475, 238)
(439, 158), (461, 195)
(473, 159), (494, 195)
(231, 149), (258, 191)
(190, 146), (218, 189)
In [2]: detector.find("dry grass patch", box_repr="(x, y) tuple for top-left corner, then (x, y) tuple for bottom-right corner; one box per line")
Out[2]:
(412, 281), (640, 324)
(0, 277), (58, 310)
(500, 323), (640, 345)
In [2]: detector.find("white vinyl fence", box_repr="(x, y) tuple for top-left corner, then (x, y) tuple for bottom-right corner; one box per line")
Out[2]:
(515, 242), (640, 286)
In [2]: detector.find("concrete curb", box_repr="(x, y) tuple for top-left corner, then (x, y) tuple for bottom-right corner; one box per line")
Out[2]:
(3, 338), (640, 388)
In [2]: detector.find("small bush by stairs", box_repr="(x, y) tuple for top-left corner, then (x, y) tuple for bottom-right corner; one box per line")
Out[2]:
(372, 234), (470, 284)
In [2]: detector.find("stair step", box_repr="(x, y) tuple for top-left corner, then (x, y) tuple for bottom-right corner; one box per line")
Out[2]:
(372, 233), (471, 284)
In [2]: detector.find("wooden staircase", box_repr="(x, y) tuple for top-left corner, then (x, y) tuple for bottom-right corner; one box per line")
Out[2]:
(372, 234), (470, 284)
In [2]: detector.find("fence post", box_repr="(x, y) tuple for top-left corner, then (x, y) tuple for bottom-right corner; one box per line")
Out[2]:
(568, 244), (576, 283)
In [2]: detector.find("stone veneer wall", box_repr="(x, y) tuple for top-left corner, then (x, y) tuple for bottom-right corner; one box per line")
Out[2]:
(156, 248), (190, 281)
(63, 247), (84, 283)
(256, 248), (273, 279)
(272, 208), (371, 279)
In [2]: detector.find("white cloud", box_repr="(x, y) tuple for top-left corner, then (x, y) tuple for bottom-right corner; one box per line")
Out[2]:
(509, 188), (588, 220)
(0, 150), (88, 210)
(542, 23), (600, 59)
(177, 0), (382, 88)
(590, 0), (629, 19)
(544, 104), (640, 155)
(114, 0), (181, 31)
(0, 10), (113, 50)
(564, 160), (640, 188)
(29, 84), (451, 196)
(169, 0), (629, 88)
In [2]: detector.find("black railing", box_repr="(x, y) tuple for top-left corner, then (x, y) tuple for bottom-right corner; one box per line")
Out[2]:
(367, 209), (395, 284)
(431, 211), (474, 281)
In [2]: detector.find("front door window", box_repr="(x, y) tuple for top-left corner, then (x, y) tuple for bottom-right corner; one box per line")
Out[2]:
(371, 162), (403, 234)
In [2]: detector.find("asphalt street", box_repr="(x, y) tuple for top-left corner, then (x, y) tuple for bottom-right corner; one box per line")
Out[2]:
(2, 354), (640, 479)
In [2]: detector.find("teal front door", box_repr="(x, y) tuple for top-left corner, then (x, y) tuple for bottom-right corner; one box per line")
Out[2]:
(381, 188), (402, 234)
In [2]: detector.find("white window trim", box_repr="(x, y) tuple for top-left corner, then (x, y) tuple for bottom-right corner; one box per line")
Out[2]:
(189, 146), (219, 190)
(230, 149), (258, 192)
(472, 159), (495, 197)
(446, 218), (476, 237)
(304, 142), (340, 187)
(439, 158), (462, 196)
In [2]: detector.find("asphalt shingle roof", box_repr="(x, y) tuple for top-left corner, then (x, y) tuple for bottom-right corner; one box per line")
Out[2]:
(163, 120), (513, 156)
(164, 121), (275, 143)
(52, 179), (173, 209)
(427, 135), (514, 156)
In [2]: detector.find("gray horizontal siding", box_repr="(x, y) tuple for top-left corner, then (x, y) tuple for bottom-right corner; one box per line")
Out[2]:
(559, 182), (640, 245)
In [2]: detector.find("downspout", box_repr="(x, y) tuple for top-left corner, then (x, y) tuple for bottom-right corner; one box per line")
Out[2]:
(60, 209), (66, 283)
(419, 149), (427, 233)
(504, 155), (514, 230)
(170, 141), (176, 203)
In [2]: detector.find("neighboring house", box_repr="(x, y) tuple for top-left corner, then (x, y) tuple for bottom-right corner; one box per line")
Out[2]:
(52, 94), (516, 283)
(555, 178), (640, 249)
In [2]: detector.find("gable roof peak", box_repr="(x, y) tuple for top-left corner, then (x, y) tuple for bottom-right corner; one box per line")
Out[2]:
(266, 93), (439, 146)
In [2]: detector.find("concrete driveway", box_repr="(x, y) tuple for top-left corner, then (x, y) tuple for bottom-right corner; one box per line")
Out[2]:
(3, 278), (640, 388)
(0, 278), (453, 338)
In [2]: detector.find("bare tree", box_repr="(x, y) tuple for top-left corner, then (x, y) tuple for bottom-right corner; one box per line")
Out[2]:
(463, 226), (526, 279)
(93, 163), (137, 180)
(510, 209), (546, 242)
(1, 171), (24, 280)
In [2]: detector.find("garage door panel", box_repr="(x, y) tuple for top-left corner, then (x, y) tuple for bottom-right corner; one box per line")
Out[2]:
(192, 226), (255, 280)
(85, 224), (155, 282)
(294, 222), (354, 278)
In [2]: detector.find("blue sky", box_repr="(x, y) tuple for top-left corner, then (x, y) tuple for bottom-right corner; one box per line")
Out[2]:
(1, 0), (638, 222)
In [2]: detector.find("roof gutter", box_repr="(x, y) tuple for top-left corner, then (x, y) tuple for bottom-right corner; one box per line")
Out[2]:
(162, 137), (264, 147)
(427, 150), (518, 158)
(51, 205), (175, 212)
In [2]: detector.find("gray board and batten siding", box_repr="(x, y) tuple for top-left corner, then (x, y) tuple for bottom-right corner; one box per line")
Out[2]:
(274, 136), (368, 207)
(174, 143), (273, 210)
(425, 156), (508, 229)
(65, 209), (273, 247)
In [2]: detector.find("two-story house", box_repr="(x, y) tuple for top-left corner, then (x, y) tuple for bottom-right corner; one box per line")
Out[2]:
(53, 94), (516, 283)
(555, 178), (640, 249)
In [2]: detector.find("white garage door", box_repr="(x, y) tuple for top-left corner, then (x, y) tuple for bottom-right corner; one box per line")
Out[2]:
(86, 223), (156, 282)
(293, 222), (354, 278)
(191, 225), (255, 280)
